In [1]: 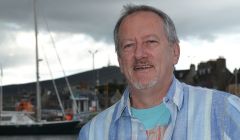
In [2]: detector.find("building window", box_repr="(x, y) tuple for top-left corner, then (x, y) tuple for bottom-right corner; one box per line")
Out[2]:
(207, 68), (211, 74)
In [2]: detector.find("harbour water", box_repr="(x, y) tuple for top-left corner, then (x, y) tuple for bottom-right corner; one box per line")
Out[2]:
(0, 135), (78, 140)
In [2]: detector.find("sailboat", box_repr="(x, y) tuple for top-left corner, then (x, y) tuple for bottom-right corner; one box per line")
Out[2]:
(0, 111), (81, 135)
(0, 0), (83, 135)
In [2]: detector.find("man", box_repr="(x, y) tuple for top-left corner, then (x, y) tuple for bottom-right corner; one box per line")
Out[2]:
(78, 5), (240, 140)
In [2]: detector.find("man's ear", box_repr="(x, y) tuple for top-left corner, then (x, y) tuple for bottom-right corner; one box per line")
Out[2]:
(172, 43), (180, 65)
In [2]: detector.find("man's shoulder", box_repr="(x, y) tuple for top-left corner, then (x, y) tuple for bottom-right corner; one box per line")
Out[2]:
(79, 101), (120, 136)
(92, 103), (118, 123)
(182, 82), (230, 97)
(182, 82), (240, 107)
(78, 102), (119, 139)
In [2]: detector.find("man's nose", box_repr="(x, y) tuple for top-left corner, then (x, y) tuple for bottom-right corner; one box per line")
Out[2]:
(134, 43), (147, 59)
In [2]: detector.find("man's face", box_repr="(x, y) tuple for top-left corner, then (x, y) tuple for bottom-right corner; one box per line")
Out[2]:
(117, 11), (180, 90)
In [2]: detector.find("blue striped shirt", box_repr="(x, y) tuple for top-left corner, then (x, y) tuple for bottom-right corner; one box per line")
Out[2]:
(78, 78), (240, 140)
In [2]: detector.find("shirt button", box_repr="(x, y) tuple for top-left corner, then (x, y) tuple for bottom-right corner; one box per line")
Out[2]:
(139, 125), (145, 131)
(165, 98), (169, 102)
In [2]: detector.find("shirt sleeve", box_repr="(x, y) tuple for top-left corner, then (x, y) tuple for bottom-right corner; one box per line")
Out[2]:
(228, 95), (240, 112)
(224, 95), (240, 139)
(78, 123), (90, 140)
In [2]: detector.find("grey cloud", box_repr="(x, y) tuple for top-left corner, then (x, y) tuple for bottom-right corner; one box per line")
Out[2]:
(165, 0), (240, 41)
(1, 0), (240, 84)
(0, 0), (240, 51)
(0, 45), (34, 69)
(1, 0), (240, 43)
(36, 0), (124, 42)
(0, 0), (123, 42)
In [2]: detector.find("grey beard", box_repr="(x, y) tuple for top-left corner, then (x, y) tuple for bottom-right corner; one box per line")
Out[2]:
(133, 79), (158, 90)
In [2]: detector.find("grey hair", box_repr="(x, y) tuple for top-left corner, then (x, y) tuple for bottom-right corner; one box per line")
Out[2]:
(114, 5), (179, 56)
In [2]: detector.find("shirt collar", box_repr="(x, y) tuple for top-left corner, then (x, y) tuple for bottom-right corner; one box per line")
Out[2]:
(114, 77), (184, 121)
(164, 76), (184, 111)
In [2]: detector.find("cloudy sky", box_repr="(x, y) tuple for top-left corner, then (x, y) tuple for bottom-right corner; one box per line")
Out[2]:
(0, 0), (240, 85)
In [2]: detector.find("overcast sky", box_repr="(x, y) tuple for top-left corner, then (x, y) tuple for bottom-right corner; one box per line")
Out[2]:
(0, 0), (240, 85)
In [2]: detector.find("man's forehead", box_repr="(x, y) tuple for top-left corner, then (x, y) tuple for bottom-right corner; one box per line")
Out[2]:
(121, 11), (163, 23)
(118, 12), (165, 39)
(118, 11), (165, 35)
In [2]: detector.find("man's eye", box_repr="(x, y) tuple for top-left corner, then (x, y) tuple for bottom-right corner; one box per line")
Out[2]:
(145, 40), (158, 46)
(147, 40), (157, 43)
(123, 44), (134, 49)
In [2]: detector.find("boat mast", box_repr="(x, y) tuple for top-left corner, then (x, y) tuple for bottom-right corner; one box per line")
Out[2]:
(33, 0), (41, 122)
(0, 64), (3, 121)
